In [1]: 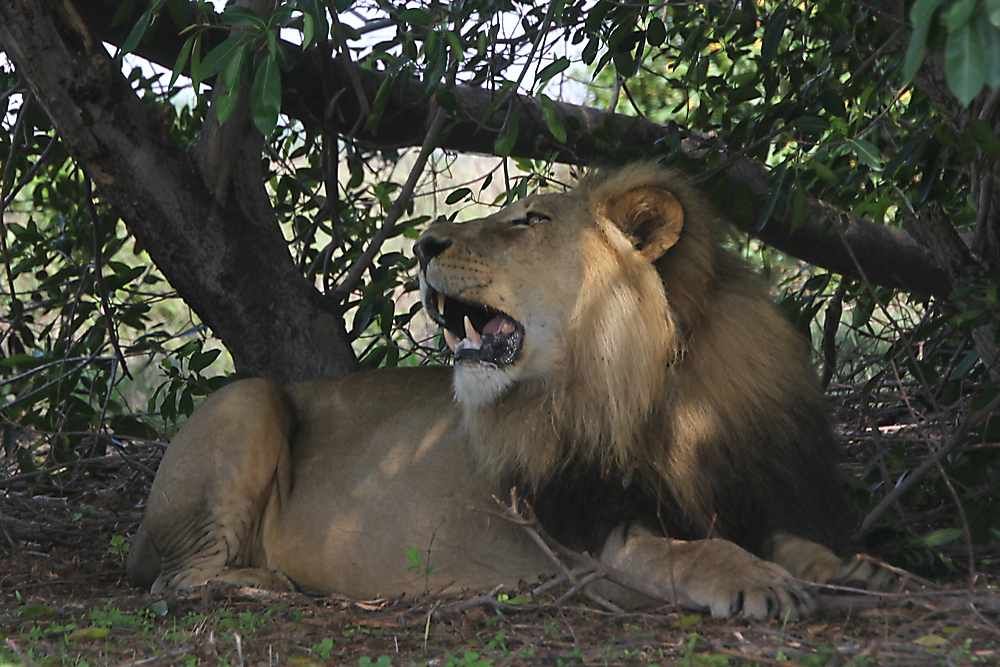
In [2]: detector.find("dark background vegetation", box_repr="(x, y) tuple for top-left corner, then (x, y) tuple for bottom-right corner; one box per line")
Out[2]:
(2, 0), (1000, 663)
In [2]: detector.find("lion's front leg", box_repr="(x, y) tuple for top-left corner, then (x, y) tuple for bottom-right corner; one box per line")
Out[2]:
(598, 525), (816, 620)
(768, 532), (898, 592)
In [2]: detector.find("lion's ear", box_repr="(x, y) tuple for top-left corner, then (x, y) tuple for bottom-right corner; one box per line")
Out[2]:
(606, 187), (685, 261)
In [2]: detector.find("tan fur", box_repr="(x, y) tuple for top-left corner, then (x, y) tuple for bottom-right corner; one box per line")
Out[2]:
(129, 163), (895, 619)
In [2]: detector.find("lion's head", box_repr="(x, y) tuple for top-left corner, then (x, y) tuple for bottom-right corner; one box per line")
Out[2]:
(416, 164), (722, 485)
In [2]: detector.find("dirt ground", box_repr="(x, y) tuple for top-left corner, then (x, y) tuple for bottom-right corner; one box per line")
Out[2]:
(2, 448), (1000, 666)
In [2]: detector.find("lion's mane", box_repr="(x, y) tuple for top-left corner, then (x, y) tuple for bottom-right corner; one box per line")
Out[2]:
(461, 164), (848, 557)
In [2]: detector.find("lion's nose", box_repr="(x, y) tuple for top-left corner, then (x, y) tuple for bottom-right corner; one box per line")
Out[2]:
(414, 236), (453, 267)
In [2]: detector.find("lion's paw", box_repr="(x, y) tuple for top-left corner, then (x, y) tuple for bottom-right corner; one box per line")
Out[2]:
(677, 540), (816, 621)
(829, 555), (898, 592)
(212, 567), (297, 591)
(690, 560), (815, 620)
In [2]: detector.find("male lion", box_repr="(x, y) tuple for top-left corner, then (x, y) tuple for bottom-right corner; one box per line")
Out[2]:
(128, 163), (893, 619)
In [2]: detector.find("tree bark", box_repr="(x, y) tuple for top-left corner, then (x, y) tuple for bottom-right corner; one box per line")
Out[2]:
(0, 0), (358, 384)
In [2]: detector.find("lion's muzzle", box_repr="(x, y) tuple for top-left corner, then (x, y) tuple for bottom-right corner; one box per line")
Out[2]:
(415, 233), (525, 369)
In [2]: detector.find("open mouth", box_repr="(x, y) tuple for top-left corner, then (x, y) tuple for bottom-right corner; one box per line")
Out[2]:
(424, 288), (524, 367)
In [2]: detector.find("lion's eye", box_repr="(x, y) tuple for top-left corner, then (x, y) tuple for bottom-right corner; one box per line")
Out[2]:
(510, 212), (550, 228)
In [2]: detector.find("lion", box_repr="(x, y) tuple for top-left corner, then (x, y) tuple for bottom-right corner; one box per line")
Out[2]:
(127, 163), (895, 619)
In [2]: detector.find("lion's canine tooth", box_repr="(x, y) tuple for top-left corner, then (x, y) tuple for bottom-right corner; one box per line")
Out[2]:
(437, 293), (446, 315)
(464, 316), (482, 347)
(444, 328), (459, 352)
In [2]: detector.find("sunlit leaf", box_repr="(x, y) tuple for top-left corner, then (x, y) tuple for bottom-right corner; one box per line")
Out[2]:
(67, 627), (112, 642)
(913, 634), (948, 648)
(848, 138), (883, 170)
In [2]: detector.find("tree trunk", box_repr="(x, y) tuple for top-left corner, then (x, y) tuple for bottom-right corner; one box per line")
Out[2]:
(0, 0), (358, 384)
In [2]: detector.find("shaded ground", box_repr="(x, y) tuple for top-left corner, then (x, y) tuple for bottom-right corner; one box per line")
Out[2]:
(2, 446), (1000, 666)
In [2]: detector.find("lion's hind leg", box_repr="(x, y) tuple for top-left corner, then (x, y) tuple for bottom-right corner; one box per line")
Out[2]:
(769, 532), (899, 593)
(127, 379), (295, 593)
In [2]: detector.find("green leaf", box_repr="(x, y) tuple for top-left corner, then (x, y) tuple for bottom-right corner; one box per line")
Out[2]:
(165, 0), (189, 27)
(540, 95), (567, 143)
(812, 161), (839, 186)
(982, 21), (1000, 86)
(445, 187), (472, 205)
(536, 57), (570, 87)
(913, 634), (948, 649)
(670, 615), (702, 628)
(755, 160), (787, 231)
(946, 20), (987, 105)
(200, 34), (244, 81)
(67, 627), (112, 642)
(445, 30), (464, 63)
(399, 8), (432, 25)
(189, 349), (222, 373)
(120, 8), (153, 57)
(646, 16), (666, 46)
(760, 9), (789, 65)
(908, 527), (964, 547)
(790, 186), (808, 234)
(406, 545), (421, 567)
(189, 33), (203, 89)
(168, 35), (195, 89)
(221, 5), (265, 28)
(2, 424), (15, 457)
(791, 115), (829, 136)
(904, 0), (948, 81)
(493, 110), (519, 157)
(945, 0), (978, 30)
(251, 55), (282, 136)
(910, 0), (947, 26)
(364, 74), (395, 133)
(302, 12), (315, 48)
(220, 44), (246, 94)
(903, 18), (932, 82)
(848, 138), (883, 170)
(19, 605), (55, 620)
(111, 0), (138, 28)
(989, 0), (1000, 25)
(968, 118), (1000, 157)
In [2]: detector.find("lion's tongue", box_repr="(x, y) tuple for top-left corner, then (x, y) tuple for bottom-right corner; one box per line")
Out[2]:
(483, 316), (516, 335)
